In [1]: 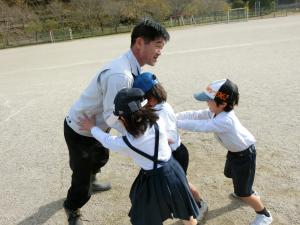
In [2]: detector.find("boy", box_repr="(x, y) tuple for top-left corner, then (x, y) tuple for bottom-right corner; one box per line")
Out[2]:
(176, 79), (273, 225)
(133, 72), (208, 222)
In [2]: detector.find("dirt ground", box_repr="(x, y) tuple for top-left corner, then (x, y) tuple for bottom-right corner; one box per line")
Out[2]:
(0, 15), (299, 225)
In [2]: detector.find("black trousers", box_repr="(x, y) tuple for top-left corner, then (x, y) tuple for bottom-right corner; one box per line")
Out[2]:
(63, 119), (109, 210)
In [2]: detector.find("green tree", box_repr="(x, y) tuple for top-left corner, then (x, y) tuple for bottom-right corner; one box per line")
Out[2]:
(228, 0), (274, 9)
(25, 20), (42, 41)
(44, 18), (58, 31)
(230, 0), (246, 8)
(25, 0), (51, 7)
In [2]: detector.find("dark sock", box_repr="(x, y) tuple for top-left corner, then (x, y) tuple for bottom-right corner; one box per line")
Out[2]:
(256, 207), (270, 217)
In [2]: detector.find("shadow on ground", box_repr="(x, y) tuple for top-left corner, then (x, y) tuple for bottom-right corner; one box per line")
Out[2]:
(16, 198), (64, 225)
(171, 196), (245, 225)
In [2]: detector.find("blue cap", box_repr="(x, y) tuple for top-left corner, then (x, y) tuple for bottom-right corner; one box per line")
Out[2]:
(133, 72), (158, 93)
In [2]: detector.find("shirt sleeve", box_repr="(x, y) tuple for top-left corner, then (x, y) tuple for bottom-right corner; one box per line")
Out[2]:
(91, 127), (128, 153)
(176, 109), (212, 120)
(177, 115), (232, 133)
(160, 106), (178, 143)
(101, 72), (131, 134)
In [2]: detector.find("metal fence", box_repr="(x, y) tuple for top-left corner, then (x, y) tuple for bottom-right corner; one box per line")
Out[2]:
(0, 5), (299, 49)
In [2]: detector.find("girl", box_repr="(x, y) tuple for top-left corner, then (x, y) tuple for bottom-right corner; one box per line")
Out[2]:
(78, 88), (199, 225)
(133, 72), (208, 222)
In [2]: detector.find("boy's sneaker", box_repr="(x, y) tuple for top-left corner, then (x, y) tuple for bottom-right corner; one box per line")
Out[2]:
(231, 191), (260, 199)
(250, 212), (273, 225)
(64, 206), (84, 225)
(196, 200), (208, 224)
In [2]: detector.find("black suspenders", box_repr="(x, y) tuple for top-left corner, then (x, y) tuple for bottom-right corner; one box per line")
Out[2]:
(122, 123), (163, 170)
(153, 122), (159, 169)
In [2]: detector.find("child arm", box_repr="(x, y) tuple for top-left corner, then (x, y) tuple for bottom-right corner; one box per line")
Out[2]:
(177, 116), (231, 133)
(90, 127), (128, 152)
(176, 109), (212, 120)
(78, 114), (128, 152)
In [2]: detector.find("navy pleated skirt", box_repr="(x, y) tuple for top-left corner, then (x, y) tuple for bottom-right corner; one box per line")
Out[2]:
(128, 157), (199, 225)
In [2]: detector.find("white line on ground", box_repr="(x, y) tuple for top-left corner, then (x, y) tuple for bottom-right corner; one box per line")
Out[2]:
(165, 37), (300, 55)
(0, 37), (299, 76)
(0, 59), (105, 76)
(0, 99), (35, 125)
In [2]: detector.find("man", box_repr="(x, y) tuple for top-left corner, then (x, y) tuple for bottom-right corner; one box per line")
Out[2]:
(63, 19), (170, 225)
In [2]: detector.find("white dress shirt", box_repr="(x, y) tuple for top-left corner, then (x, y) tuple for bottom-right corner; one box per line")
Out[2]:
(66, 50), (141, 136)
(176, 109), (256, 152)
(90, 118), (172, 170)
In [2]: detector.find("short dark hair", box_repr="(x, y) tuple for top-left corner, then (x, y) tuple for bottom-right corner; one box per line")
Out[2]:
(144, 83), (167, 104)
(214, 90), (239, 112)
(122, 107), (158, 137)
(131, 18), (170, 47)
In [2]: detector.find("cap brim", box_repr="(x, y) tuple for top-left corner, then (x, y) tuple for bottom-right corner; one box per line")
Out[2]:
(193, 92), (212, 101)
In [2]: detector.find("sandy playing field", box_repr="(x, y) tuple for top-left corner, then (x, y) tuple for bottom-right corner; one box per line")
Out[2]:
(0, 14), (299, 225)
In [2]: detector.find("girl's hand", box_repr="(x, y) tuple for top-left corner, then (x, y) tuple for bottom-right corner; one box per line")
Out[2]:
(78, 113), (96, 131)
(168, 139), (174, 144)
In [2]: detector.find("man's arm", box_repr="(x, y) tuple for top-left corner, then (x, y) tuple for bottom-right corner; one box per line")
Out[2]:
(101, 72), (132, 134)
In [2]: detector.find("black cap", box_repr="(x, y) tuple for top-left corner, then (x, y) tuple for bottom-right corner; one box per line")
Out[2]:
(194, 79), (239, 104)
(113, 88), (146, 116)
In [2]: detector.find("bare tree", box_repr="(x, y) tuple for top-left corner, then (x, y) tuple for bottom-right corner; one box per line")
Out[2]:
(167, 0), (192, 18)
(69, 0), (105, 31)
(139, 0), (171, 22)
(102, 0), (126, 32)
(183, 0), (229, 17)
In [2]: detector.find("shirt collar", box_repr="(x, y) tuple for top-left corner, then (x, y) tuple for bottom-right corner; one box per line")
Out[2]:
(126, 50), (141, 76)
(213, 110), (229, 118)
(153, 103), (163, 110)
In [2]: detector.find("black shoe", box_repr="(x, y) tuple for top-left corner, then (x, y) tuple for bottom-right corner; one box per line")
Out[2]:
(91, 174), (112, 193)
(64, 206), (84, 225)
(196, 200), (208, 224)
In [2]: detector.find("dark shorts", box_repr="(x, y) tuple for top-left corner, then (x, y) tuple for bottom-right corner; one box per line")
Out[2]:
(172, 143), (189, 174)
(224, 145), (256, 197)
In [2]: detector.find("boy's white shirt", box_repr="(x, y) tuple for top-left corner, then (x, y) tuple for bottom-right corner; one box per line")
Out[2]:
(154, 102), (181, 150)
(176, 108), (256, 152)
(90, 118), (172, 170)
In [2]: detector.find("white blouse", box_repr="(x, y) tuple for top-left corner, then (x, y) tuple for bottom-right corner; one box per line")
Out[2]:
(91, 118), (172, 170)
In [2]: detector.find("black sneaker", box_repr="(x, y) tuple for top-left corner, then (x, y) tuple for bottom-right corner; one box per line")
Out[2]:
(91, 174), (111, 193)
(196, 200), (208, 224)
(64, 206), (84, 225)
